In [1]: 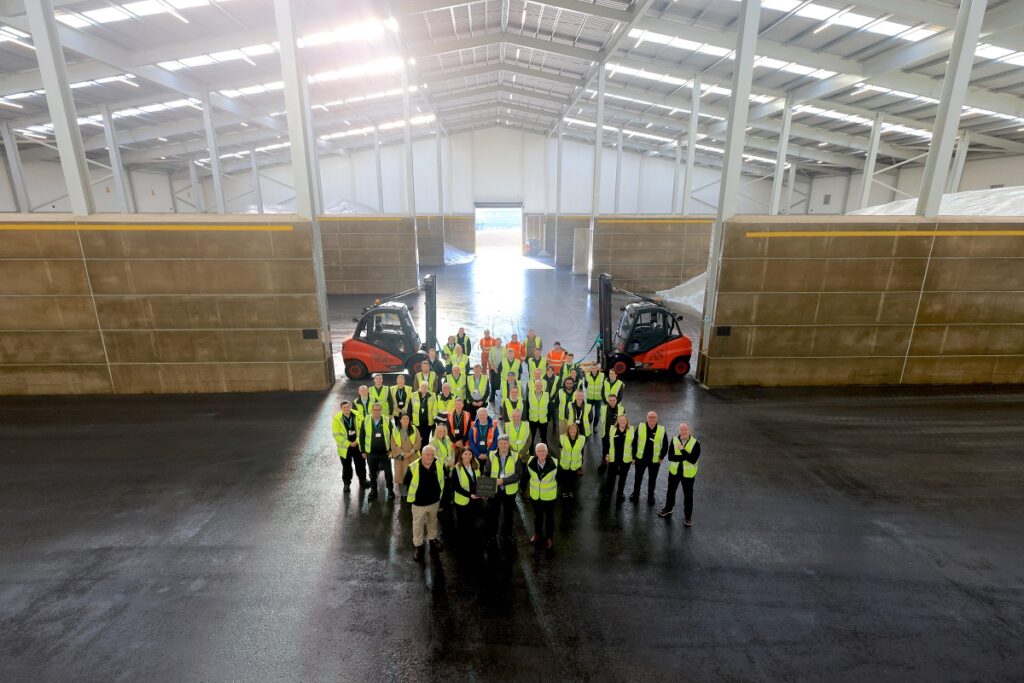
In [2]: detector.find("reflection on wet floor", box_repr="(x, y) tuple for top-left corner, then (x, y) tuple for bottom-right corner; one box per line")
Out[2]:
(3, 255), (1023, 680)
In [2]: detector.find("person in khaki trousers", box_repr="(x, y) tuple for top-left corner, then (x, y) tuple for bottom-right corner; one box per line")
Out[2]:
(391, 413), (421, 498)
(404, 445), (445, 562)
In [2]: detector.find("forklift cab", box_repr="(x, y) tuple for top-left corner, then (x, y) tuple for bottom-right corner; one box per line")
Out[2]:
(614, 303), (684, 355)
(353, 302), (421, 359)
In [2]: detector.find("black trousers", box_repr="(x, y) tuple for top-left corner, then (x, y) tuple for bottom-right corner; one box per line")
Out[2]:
(604, 460), (630, 498)
(587, 399), (602, 426)
(632, 459), (660, 500)
(417, 424), (433, 448)
(488, 491), (517, 537)
(455, 501), (479, 547)
(339, 447), (367, 485)
(557, 468), (579, 496)
(665, 473), (696, 518)
(367, 451), (392, 493)
(529, 420), (547, 448)
(532, 499), (555, 540)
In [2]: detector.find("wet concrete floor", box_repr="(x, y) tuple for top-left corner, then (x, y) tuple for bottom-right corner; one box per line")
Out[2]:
(2, 251), (1023, 681)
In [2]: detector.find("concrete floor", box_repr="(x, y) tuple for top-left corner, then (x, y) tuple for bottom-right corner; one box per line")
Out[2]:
(2, 252), (1023, 681)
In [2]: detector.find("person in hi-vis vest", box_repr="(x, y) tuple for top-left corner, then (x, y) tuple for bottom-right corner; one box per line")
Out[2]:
(659, 423), (701, 526)
(331, 399), (367, 491)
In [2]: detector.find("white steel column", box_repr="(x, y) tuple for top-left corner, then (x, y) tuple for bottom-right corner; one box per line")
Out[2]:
(167, 174), (178, 213)
(300, 73), (323, 215)
(856, 114), (884, 211)
(374, 127), (384, 213)
(400, 65), (420, 273)
(188, 160), (205, 213)
(671, 143), (681, 213)
(917, 0), (988, 217)
(101, 104), (134, 213)
(701, 0), (761, 372)
(590, 68), (606, 218)
(947, 130), (971, 194)
(554, 124), (563, 247)
(25, 0), (94, 216)
(614, 128), (623, 214)
(273, 0), (330, 347)
(249, 149), (264, 214)
(681, 75), (701, 215)
(200, 90), (226, 213)
(435, 127), (444, 215)
(785, 162), (797, 214)
(769, 94), (793, 215)
(840, 172), (852, 214)
(636, 155), (646, 213)
(1, 122), (30, 212)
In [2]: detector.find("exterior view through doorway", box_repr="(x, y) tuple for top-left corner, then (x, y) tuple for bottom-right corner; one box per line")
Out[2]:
(473, 203), (552, 272)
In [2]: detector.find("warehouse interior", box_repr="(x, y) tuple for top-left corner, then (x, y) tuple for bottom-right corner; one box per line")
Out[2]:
(1, 0), (1023, 680)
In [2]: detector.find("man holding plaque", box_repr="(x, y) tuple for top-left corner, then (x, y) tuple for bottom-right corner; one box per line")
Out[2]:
(486, 435), (521, 541)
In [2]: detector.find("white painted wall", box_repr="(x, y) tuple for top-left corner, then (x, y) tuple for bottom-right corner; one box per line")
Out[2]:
(806, 154), (1024, 214)
(5, 127), (1023, 216)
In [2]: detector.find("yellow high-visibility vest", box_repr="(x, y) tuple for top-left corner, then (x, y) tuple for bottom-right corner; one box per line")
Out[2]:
(670, 435), (699, 477)
(368, 385), (391, 417)
(505, 420), (531, 458)
(454, 465), (475, 506)
(360, 417), (393, 452)
(558, 434), (586, 470)
(528, 456), (558, 501)
(407, 458), (444, 503)
(636, 423), (666, 463)
(607, 424), (634, 464)
(331, 411), (363, 456)
(528, 390), (549, 423)
(488, 450), (520, 495)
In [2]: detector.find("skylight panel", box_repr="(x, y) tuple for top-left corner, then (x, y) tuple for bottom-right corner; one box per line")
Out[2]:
(871, 20), (911, 36)
(976, 44), (1014, 60)
(83, 7), (131, 23)
(795, 3), (838, 21)
(180, 55), (215, 68)
(832, 12), (873, 30)
(55, 14), (90, 28)
(242, 44), (277, 57)
(762, 0), (800, 11)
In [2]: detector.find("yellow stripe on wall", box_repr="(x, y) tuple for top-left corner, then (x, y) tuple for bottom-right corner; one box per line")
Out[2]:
(602, 218), (714, 224)
(746, 229), (1024, 238)
(0, 223), (294, 232)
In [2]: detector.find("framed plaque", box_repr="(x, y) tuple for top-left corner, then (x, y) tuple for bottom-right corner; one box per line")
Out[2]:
(475, 476), (497, 499)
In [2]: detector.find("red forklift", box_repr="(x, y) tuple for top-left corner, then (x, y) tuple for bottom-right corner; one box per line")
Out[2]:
(597, 272), (694, 378)
(340, 275), (437, 380)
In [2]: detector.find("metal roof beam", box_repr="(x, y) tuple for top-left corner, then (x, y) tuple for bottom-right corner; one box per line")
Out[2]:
(409, 31), (599, 63)
(635, 18), (1024, 133)
(391, 0), (632, 24)
(2, 15), (286, 134)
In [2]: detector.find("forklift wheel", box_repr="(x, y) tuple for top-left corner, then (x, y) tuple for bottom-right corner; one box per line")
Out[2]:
(670, 357), (691, 378)
(345, 360), (369, 381)
(609, 355), (632, 376)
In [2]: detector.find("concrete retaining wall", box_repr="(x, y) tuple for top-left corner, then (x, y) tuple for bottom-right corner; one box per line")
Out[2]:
(319, 216), (417, 294)
(698, 215), (1024, 387)
(552, 215), (589, 268)
(0, 214), (334, 395)
(591, 216), (714, 292)
(446, 214), (475, 254)
(416, 215), (445, 266)
(542, 214), (556, 255)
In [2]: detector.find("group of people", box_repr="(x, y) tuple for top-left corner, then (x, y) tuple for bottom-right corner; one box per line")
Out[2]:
(331, 328), (702, 562)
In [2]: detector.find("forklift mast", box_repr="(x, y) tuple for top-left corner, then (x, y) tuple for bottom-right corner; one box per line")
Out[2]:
(598, 272), (614, 371)
(423, 274), (437, 352)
